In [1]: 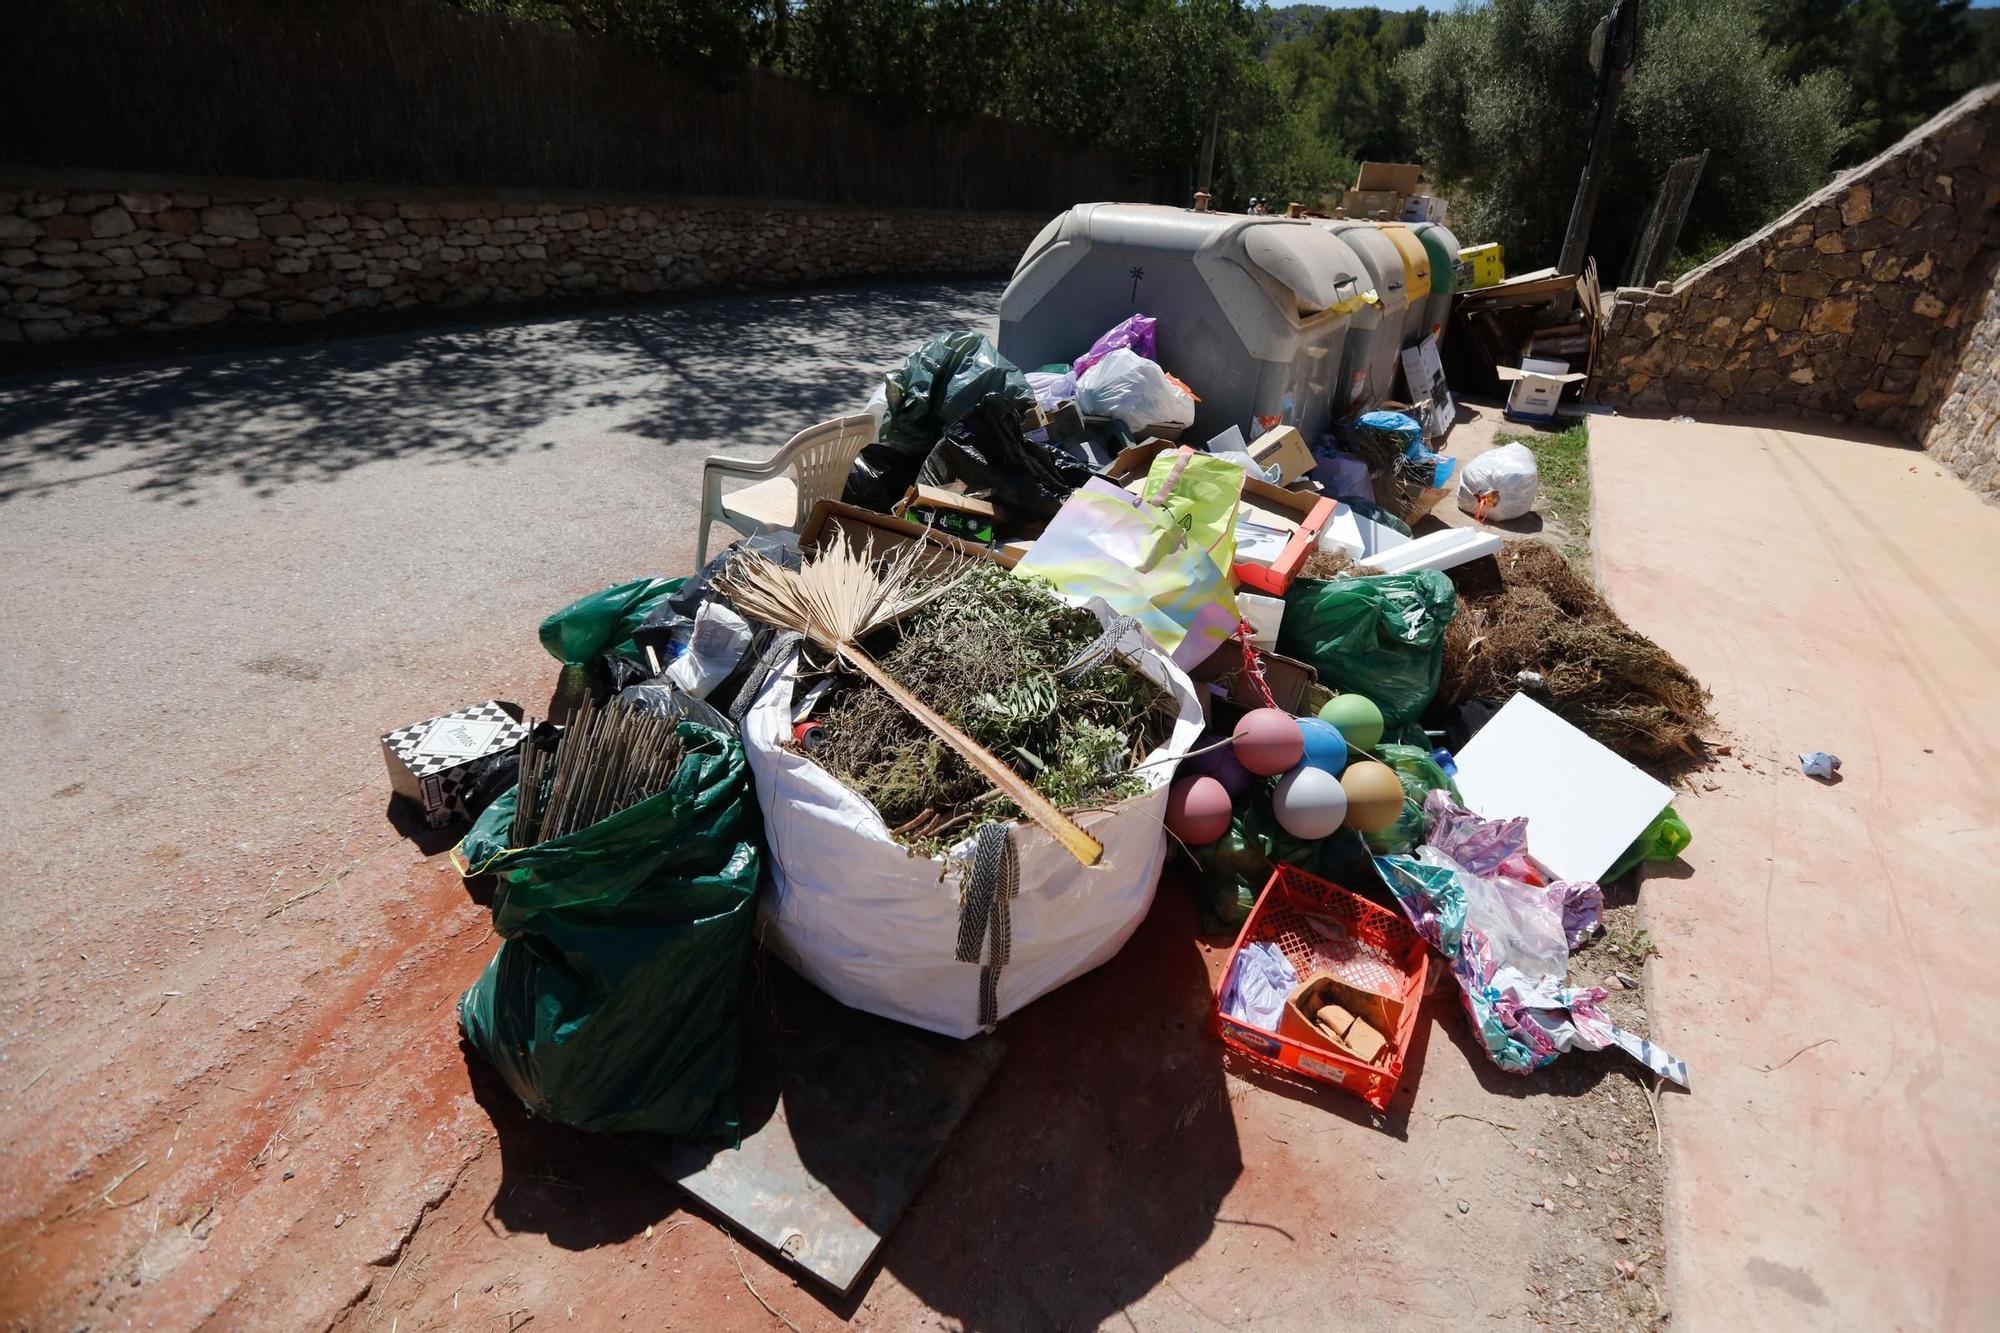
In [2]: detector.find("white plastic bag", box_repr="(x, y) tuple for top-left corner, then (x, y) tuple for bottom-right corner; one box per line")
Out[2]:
(1456, 441), (1540, 521)
(664, 601), (751, 699)
(743, 607), (1204, 1039)
(1075, 348), (1196, 433)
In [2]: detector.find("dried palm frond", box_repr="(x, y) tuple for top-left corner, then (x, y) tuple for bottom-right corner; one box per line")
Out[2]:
(719, 537), (1105, 866)
(716, 535), (965, 656)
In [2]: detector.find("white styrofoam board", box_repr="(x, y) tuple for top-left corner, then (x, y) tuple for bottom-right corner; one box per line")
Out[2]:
(1450, 695), (1671, 884)
(1368, 527), (1503, 575)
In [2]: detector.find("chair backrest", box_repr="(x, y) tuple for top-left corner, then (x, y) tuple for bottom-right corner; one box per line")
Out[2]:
(786, 413), (878, 523)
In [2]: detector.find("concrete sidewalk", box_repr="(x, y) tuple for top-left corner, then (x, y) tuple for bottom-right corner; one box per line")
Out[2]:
(1591, 415), (2000, 1330)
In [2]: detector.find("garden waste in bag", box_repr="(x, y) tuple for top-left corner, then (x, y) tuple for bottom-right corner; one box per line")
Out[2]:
(539, 576), (687, 698)
(454, 721), (763, 1138)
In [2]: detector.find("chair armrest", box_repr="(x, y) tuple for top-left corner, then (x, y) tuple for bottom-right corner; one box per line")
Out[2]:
(702, 453), (792, 480)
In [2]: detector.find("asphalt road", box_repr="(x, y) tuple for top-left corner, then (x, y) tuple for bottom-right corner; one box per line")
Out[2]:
(0, 281), (1001, 1324)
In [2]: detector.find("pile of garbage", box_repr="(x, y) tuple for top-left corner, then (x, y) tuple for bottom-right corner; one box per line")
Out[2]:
(387, 305), (1701, 1149)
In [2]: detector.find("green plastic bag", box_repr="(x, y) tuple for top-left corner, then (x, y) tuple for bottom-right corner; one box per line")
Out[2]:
(1364, 743), (1462, 856)
(1604, 805), (1692, 882)
(881, 330), (1035, 452)
(455, 721), (763, 1138)
(539, 576), (685, 675)
(1189, 796), (1313, 933)
(537, 576), (685, 704)
(1277, 571), (1458, 740)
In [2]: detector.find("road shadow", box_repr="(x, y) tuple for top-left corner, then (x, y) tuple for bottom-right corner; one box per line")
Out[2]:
(0, 279), (1002, 505)
(870, 882), (1242, 1329)
(459, 1044), (682, 1251)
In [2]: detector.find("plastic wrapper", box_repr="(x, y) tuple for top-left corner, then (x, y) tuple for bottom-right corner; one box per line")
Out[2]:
(1071, 313), (1158, 377)
(1076, 348), (1196, 432)
(1457, 441), (1540, 521)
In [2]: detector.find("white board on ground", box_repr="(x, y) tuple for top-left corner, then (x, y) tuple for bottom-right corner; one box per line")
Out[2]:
(1451, 694), (1671, 884)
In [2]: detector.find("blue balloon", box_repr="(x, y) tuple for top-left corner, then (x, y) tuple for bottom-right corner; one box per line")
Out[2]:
(1297, 718), (1349, 775)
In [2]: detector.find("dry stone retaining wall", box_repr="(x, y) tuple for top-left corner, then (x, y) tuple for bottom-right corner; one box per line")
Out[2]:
(1916, 252), (2000, 494)
(1597, 87), (1998, 467)
(0, 178), (1048, 347)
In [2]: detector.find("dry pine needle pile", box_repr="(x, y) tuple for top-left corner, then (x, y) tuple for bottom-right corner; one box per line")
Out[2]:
(1439, 542), (1712, 766)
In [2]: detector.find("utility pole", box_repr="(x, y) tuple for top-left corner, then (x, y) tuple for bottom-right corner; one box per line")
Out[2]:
(1557, 0), (1640, 278)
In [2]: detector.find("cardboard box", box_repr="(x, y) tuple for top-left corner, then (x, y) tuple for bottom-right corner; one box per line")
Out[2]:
(1277, 973), (1397, 1066)
(1355, 161), (1424, 196)
(1247, 425), (1315, 485)
(1189, 638), (1317, 715)
(1400, 194), (1449, 224)
(1397, 334), (1456, 440)
(799, 499), (1019, 570)
(382, 701), (528, 829)
(1459, 241), (1504, 289)
(1339, 188), (1403, 219)
(1100, 440), (1334, 595)
(1497, 356), (1587, 425)
(892, 484), (998, 544)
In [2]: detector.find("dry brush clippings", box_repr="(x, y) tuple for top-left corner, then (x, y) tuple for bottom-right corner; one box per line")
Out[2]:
(813, 562), (1175, 850)
(1440, 542), (1712, 768)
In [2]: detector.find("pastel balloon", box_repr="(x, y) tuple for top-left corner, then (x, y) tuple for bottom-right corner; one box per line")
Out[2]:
(1296, 717), (1349, 774)
(1165, 775), (1234, 846)
(1317, 694), (1385, 753)
(1232, 708), (1305, 776)
(1339, 760), (1405, 832)
(1273, 765), (1349, 840)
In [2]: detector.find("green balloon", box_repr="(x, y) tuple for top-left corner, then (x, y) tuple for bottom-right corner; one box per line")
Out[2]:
(1317, 694), (1384, 753)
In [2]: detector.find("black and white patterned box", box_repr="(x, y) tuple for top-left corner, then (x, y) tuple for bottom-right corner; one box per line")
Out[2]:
(382, 700), (527, 828)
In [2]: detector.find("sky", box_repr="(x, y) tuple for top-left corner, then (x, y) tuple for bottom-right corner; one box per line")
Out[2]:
(1296, 0), (2000, 9)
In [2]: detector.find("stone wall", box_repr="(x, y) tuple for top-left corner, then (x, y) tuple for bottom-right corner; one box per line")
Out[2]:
(0, 176), (1049, 348)
(1597, 86), (1998, 443)
(1915, 251), (2000, 494)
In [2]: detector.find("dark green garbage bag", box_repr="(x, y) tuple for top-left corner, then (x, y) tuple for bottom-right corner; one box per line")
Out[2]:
(454, 721), (762, 1138)
(538, 576), (686, 702)
(1278, 571), (1458, 741)
(844, 331), (1037, 511)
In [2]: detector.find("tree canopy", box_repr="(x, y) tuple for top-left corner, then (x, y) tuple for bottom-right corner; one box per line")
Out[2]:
(446, 0), (1997, 273)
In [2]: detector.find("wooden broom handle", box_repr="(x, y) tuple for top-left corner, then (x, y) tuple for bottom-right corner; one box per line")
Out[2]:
(831, 638), (1105, 867)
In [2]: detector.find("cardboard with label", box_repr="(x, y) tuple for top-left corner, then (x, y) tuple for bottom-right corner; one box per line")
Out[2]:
(382, 701), (528, 828)
(1497, 356), (1587, 425)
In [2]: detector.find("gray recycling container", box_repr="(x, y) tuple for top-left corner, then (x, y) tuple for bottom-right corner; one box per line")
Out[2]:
(1320, 220), (1411, 409)
(999, 204), (1369, 444)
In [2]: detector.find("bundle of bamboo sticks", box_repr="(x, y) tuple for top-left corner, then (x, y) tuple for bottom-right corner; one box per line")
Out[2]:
(512, 697), (684, 847)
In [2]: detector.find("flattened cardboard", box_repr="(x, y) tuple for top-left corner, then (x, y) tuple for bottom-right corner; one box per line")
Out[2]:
(1356, 161), (1424, 195)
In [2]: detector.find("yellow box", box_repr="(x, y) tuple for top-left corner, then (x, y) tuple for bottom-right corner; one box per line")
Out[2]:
(1459, 242), (1504, 290)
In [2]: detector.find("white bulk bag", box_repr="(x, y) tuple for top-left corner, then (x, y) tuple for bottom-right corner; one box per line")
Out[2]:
(744, 613), (1204, 1038)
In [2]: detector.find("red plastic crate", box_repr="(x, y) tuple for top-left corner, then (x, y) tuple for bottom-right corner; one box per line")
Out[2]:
(1211, 863), (1429, 1111)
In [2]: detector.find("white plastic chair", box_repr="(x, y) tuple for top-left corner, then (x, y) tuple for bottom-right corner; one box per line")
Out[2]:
(694, 412), (879, 569)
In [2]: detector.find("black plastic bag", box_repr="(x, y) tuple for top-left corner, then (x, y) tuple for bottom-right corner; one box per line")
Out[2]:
(914, 395), (1093, 534)
(842, 331), (1035, 513)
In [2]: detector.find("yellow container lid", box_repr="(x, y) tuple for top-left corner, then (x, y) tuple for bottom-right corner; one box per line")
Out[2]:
(1373, 222), (1433, 304)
